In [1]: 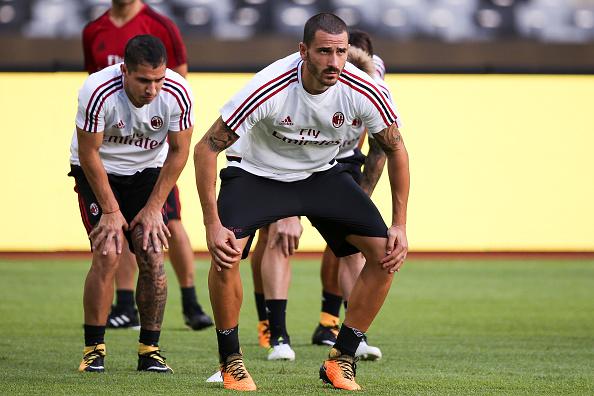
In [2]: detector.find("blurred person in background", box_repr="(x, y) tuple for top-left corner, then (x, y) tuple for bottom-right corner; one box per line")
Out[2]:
(71, 35), (193, 373)
(82, 0), (212, 332)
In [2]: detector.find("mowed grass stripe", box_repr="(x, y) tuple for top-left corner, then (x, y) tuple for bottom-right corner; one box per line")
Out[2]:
(0, 259), (592, 395)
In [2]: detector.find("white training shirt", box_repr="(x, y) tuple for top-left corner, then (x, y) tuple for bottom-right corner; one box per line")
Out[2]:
(220, 53), (401, 182)
(373, 54), (386, 80)
(335, 70), (396, 160)
(70, 63), (194, 176)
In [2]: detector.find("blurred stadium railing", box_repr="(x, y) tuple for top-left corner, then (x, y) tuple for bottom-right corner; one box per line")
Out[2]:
(1, 0), (594, 72)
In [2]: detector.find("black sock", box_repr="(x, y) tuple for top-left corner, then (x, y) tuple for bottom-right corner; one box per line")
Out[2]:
(254, 292), (267, 321)
(217, 326), (240, 362)
(343, 300), (348, 310)
(322, 291), (342, 318)
(181, 286), (201, 313)
(266, 299), (290, 345)
(139, 329), (160, 347)
(84, 324), (105, 346)
(334, 324), (364, 357)
(116, 289), (135, 309)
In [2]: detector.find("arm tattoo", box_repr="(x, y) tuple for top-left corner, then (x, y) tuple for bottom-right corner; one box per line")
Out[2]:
(131, 225), (167, 330)
(374, 123), (403, 154)
(206, 120), (240, 153)
(360, 136), (387, 195)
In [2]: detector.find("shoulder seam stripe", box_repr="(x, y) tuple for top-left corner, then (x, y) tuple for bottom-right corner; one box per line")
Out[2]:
(164, 78), (192, 129)
(91, 85), (123, 132)
(338, 79), (392, 127)
(226, 72), (297, 129)
(85, 82), (122, 132)
(164, 81), (192, 130)
(342, 70), (397, 120)
(231, 78), (298, 132)
(340, 74), (396, 125)
(163, 86), (192, 131)
(225, 68), (298, 127)
(83, 76), (121, 130)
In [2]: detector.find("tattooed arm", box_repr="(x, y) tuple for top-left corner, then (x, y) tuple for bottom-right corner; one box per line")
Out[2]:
(373, 123), (410, 273)
(359, 134), (387, 196)
(194, 117), (242, 269)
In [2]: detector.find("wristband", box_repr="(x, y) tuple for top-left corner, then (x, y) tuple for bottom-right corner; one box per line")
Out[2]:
(102, 208), (120, 215)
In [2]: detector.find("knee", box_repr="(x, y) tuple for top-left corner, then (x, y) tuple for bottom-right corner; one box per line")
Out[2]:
(91, 252), (120, 274)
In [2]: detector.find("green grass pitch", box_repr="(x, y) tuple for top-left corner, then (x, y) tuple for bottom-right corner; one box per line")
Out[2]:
(0, 257), (593, 395)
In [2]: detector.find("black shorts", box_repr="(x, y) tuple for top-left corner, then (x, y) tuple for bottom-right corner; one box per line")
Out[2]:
(337, 148), (366, 185)
(68, 165), (167, 253)
(217, 165), (387, 258)
(165, 184), (182, 221)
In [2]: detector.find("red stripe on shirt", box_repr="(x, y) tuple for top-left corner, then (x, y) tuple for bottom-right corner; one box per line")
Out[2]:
(342, 70), (397, 120)
(165, 78), (192, 128)
(84, 76), (121, 131)
(225, 68), (298, 126)
(162, 87), (187, 130)
(338, 79), (390, 127)
(231, 78), (298, 132)
(92, 85), (123, 132)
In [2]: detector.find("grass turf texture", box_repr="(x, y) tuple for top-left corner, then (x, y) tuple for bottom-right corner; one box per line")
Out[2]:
(0, 258), (593, 395)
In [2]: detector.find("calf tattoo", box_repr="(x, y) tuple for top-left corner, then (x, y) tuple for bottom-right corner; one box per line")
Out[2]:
(131, 225), (167, 331)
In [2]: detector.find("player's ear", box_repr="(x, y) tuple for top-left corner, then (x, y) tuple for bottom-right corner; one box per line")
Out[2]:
(299, 42), (307, 61)
(120, 63), (127, 75)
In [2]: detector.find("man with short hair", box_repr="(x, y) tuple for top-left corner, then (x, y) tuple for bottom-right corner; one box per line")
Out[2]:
(82, 0), (212, 331)
(70, 34), (193, 373)
(194, 13), (409, 391)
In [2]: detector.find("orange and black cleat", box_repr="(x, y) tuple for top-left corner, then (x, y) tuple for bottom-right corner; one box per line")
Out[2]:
(78, 344), (106, 372)
(257, 319), (271, 349)
(319, 347), (361, 391)
(220, 352), (257, 391)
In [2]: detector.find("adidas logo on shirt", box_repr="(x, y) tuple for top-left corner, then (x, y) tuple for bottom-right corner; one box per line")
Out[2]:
(112, 120), (126, 129)
(279, 116), (293, 126)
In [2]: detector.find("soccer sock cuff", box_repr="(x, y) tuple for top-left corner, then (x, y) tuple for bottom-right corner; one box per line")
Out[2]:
(84, 324), (106, 346)
(254, 292), (268, 322)
(333, 324), (364, 357)
(321, 291), (342, 318)
(116, 289), (135, 308)
(265, 299), (290, 345)
(139, 329), (160, 347)
(217, 326), (240, 362)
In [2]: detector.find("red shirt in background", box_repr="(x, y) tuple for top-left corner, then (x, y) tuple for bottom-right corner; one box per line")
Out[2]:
(82, 4), (187, 73)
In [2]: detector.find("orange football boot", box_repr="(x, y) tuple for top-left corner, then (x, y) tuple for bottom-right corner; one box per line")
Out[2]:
(220, 353), (257, 391)
(319, 348), (361, 391)
(257, 319), (271, 349)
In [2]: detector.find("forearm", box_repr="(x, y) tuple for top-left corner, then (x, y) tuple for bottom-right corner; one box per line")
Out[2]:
(386, 148), (410, 226)
(194, 141), (221, 226)
(360, 137), (387, 196)
(79, 149), (119, 213)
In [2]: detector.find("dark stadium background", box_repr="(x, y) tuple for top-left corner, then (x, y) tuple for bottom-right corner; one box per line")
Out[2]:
(1, 0), (593, 73)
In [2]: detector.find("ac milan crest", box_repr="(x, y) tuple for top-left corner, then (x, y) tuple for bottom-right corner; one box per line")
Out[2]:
(90, 203), (99, 216)
(151, 116), (164, 130)
(332, 112), (344, 128)
(352, 118), (362, 127)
